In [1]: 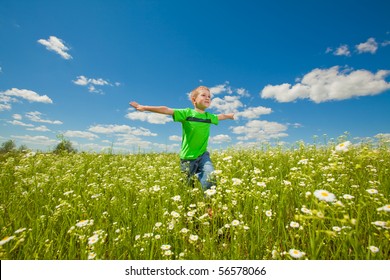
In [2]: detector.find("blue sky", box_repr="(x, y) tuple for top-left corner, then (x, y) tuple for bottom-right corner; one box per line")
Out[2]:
(1, 0), (390, 153)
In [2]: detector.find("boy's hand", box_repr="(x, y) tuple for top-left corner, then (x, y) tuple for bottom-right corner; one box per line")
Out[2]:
(130, 101), (145, 111)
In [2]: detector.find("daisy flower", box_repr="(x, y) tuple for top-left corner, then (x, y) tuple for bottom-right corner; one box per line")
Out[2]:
(76, 219), (94, 228)
(290, 221), (300, 228)
(314, 189), (336, 202)
(368, 246), (379, 253)
(289, 249), (305, 259)
(189, 234), (199, 242)
(204, 188), (217, 197)
(366, 189), (378, 194)
(161, 244), (171, 250)
(231, 220), (240, 226)
(335, 141), (351, 152)
(377, 205), (390, 212)
(265, 210), (272, 217)
(88, 234), (99, 245)
(0, 236), (15, 246)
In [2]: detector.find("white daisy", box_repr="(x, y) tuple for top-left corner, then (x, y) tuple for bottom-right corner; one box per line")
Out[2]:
(368, 246), (379, 253)
(289, 249), (305, 259)
(314, 189), (336, 202)
(335, 141), (351, 152)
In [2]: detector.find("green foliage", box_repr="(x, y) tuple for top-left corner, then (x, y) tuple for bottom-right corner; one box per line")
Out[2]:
(53, 134), (77, 154)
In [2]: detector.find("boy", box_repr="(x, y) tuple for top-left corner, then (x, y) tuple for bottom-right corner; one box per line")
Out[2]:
(130, 86), (234, 192)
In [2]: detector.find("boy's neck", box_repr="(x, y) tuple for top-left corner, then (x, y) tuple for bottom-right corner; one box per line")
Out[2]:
(194, 107), (206, 113)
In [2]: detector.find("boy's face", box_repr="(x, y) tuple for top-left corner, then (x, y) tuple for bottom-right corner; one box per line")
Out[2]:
(193, 88), (212, 110)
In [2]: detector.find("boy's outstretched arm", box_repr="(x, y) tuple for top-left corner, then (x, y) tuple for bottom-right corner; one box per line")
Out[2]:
(130, 101), (174, 115)
(218, 113), (235, 121)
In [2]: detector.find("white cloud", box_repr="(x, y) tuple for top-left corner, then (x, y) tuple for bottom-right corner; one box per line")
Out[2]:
(7, 120), (34, 127)
(25, 111), (63, 124)
(260, 66), (390, 103)
(12, 114), (22, 120)
(12, 135), (58, 146)
(210, 134), (232, 143)
(27, 125), (50, 132)
(125, 111), (173, 124)
(169, 135), (182, 142)
(37, 36), (72, 60)
(235, 106), (272, 119)
(209, 82), (232, 95)
(1, 88), (53, 103)
(73, 75), (119, 94)
(63, 130), (99, 140)
(356, 37), (378, 54)
(231, 120), (288, 141)
(88, 124), (157, 137)
(210, 95), (243, 113)
(334, 45), (351, 56)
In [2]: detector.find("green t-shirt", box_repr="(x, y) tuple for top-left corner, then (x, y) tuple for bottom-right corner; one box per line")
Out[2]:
(173, 108), (219, 160)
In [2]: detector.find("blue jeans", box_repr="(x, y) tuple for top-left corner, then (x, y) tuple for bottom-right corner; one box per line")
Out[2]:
(180, 151), (216, 191)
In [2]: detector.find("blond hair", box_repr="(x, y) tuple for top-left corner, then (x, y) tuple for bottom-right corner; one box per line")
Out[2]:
(189, 86), (210, 103)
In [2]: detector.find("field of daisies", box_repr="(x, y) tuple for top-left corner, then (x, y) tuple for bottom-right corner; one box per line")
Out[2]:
(0, 137), (389, 260)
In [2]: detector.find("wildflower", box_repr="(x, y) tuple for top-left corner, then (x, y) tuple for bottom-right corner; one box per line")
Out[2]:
(164, 250), (173, 256)
(366, 189), (378, 194)
(301, 207), (312, 215)
(180, 228), (189, 234)
(187, 210), (196, 217)
(232, 178), (242, 185)
(377, 205), (390, 212)
(76, 219), (94, 228)
(257, 182), (266, 187)
(298, 159), (308, 165)
(189, 234), (199, 242)
(231, 220), (240, 226)
(335, 141), (352, 152)
(343, 194), (354, 200)
(14, 228), (27, 234)
(332, 226), (342, 232)
(161, 244), (171, 250)
(171, 195), (181, 202)
(265, 210), (272, 217)
(290, 221), (300, 228)
(223, 156), (232, 161)
(305, 191), (312, 198)
(272, 250), (279, 259)
(171, 211), (180, 218)
(88, 234), (99, 245)
(204, 188), (216, 197)
(372, 221), (389, 229)
(314, 189), (336, 202)
(154, 222), (163, 228)
(154, 235), (161, 240)
(368, 246), (379, 253)
(289, 249), (305, 259)
(0, 236), (15, 246)
(88, 252), (97, 260)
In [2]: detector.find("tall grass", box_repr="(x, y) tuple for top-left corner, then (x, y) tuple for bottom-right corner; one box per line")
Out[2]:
(0, 139), (389, 260)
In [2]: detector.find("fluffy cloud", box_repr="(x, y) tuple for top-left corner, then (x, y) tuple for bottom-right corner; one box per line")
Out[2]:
(231, 120), (288, 141)
(25, 111), (63, 124)
(63, 130), (99, 140)
(210, 95), (243, 113)
(260, 66), (390, 103)
(356, 37), (378, 54)
(73, 75), (119, 94)
(0, 89), (53, 111)
(88, 124), (157, 137)
(37, 36), (72, 60)
(235, 106), (272, 119)
(125, 111), (173, 124)
(210, 134), (232, 143)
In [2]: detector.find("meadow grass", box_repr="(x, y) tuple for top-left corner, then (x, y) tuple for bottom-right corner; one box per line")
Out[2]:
(0, 139), (389, 260)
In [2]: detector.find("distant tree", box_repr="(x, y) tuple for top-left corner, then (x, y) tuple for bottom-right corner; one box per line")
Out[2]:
(53, 134), (77, 154)
(0, 140), (16, 153)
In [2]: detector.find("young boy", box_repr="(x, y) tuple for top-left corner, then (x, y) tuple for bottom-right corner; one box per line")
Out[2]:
(130, 86), (234, 192)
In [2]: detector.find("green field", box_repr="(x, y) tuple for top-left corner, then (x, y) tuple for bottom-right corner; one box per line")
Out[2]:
(1, 139), (389, 260)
